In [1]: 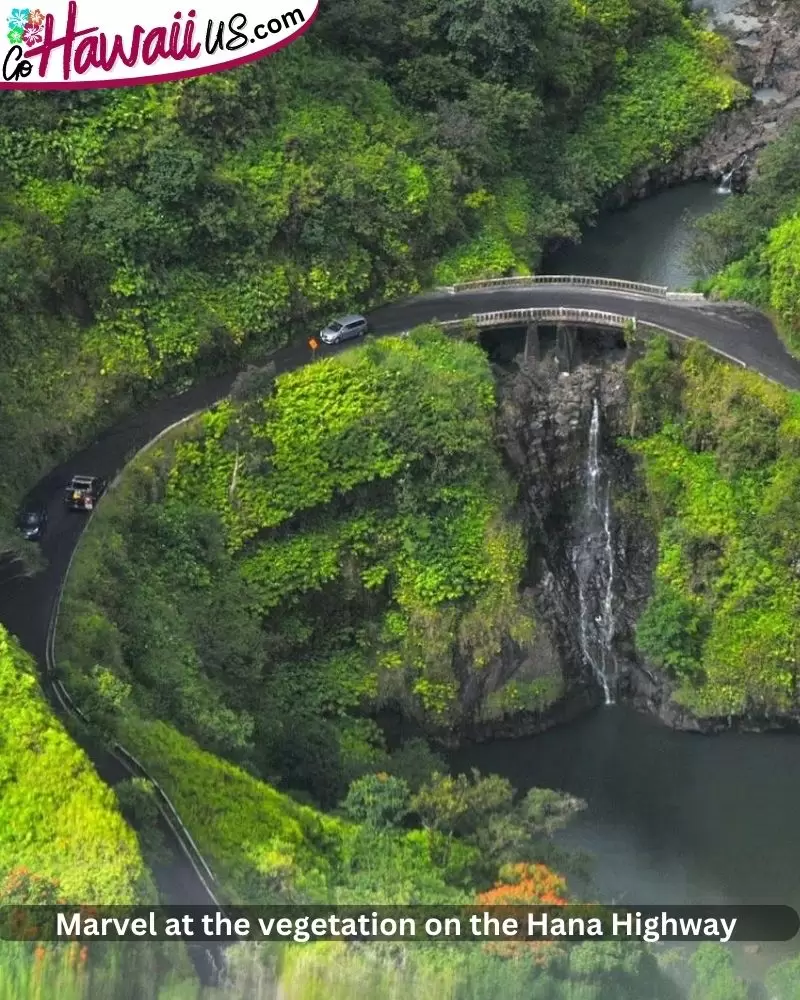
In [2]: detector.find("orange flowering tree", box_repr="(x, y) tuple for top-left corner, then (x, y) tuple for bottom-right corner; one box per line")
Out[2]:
(476, 862), (568, 960)
(0, 866), (62, 905)
(0, 867), (91, 989)
(478, 863), (568, 907)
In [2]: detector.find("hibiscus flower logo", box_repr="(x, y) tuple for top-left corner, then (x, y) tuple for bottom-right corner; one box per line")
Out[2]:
(6, 7), (46, 45)
(7, 7), (28, 42)
(22, 19), (40, 44)
(7, 7), (28, 27)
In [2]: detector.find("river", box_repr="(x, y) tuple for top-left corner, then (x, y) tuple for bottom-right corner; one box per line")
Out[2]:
(454, 708), (800, 911)
(456, 182), (800, 979)
(545, 182), (725, 287)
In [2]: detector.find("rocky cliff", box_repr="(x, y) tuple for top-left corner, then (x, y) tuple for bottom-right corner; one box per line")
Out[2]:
(495, 350), (655, 710)
(606, 0), (800, 203)
(462, 342), (725, 739)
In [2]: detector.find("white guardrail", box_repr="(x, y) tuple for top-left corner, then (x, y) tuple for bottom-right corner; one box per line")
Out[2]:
(437, 275), (708, 303)
(46, 408), (225, 909)
(438, 275), (670, 295)
(439, 307), (634, 329)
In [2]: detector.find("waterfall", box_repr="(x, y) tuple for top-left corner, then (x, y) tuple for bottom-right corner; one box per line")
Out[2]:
(716, 167), (735, 195)
(572, 397), (616, 705)
(716, 154), (748, 195)
(586, 395), (601, 510)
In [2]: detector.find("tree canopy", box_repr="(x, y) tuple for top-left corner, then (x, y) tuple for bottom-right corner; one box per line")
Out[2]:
(0, 0), (741, 552)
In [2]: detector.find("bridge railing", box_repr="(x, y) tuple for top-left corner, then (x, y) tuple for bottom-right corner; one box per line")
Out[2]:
(437, 308), (748, 370)
(437, 275), (671, 296)
(439, 307), (635, 329)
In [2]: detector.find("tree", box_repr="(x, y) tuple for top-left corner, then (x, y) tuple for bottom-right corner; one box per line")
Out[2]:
(475, 862), (567, 959)
(690, 944), (748, 1000)
(342, 773), (411, 829)
(465, 786), (586, 876)
(411, 769), (514, 837)
(385, 738), (447, 792)
(635, 581), (706, 678)
(766, 214), (800, 338)
(115, 779), (172, 865)
(766, 954), (800, 1000)
(627, 334), (684, 437)
(230, 362), (278, 405)
(0, 867), (62, 905)
(0, 868), (63, 943)
(520, 787), (586, 837)
(477, 861), (567, 905)
(435, 0), (569, 87)
(409, 771), (586, 878)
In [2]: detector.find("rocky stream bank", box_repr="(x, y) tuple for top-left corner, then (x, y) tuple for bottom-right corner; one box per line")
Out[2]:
(608, 0), (800, 203)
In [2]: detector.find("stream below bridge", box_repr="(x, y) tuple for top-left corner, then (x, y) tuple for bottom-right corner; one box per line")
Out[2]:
(454, 182), (800, 981)
(546, 182), (723, 288)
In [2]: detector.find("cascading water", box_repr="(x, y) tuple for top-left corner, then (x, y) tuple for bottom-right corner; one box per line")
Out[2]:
(716, 154), (747, 195)
(716, 167), (735, 195)
(571, 397), (616, 704)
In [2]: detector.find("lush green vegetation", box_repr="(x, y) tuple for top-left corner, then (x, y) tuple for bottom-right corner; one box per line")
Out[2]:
(277, 938), (682, 1000)
(0, 941), (203, 1000)
(694, 122), (800, 355)
(119, 716), (346, 903)
(0, 0), (742, 555)
(60, 330), (541, 805)
(6, 936), (779, 1000)
(0, 625), (201, 995)
(0, 624), (149, 904)
(627, 335), (800, 716)
(5, 581), (657, 996)
(53, 325), (694, 993)
(0, 2), (773, 996)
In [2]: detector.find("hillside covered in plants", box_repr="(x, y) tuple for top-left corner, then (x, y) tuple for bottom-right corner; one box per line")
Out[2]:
(5, 0), (792, 996)
(0, 0), (743, 555)
(54, 324), (800, 998)
(60, 329), (540, 806)
(626, 336), (800, 719)
(694, 122), (800, 355)
(0, 625), (147, 904)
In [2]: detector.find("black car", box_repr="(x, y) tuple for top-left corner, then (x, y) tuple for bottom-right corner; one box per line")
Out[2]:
(65, 475), (107, 511)
(18, 506), (47, 541)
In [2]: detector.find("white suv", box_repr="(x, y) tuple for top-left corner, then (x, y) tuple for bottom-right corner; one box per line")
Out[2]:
(319, 314), (368, 344)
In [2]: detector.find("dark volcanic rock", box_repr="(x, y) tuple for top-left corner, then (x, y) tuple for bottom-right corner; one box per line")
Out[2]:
(421, 343), (800, 743)
(496, 351), (650, 708)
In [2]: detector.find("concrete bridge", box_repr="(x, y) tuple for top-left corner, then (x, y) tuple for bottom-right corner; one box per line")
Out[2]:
(436, 304), (746, 373)
(436, 274), (707, 302)
(368, 276), (800, 390)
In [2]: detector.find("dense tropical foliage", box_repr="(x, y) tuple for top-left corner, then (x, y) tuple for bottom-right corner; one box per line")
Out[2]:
(60, 330), (536, 805)
(8, 0), (799, 995)
(694, 121), (800, 355)
(627, 335), (800, 716)
(0, 625), (148, 905)
(0, 0), (742, 555)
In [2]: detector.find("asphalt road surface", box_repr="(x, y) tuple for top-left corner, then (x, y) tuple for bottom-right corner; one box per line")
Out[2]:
(1, 284), (799, 936)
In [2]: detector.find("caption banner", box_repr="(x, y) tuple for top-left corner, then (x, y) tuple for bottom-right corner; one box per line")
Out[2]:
(1, 905), (797, 944)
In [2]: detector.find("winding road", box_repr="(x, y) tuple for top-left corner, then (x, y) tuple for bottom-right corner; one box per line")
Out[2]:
(2, 282), (800, 929)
